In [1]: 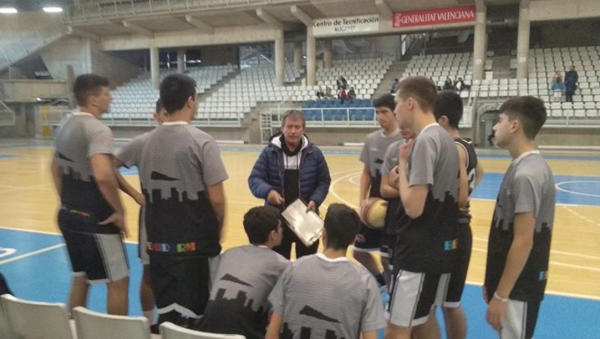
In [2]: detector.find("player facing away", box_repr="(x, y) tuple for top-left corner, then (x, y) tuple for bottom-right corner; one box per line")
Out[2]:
(353, 94), (403, 290)
(386, 77), (460, 339)
(429, 91), (484, 339)
(484, 96), (555, 339)
(195, 206), (289, 339)
(114, 98), (168, 325)
(51, 74), (129, 315)
(116, 74), (228, 326)
(266, 204), (386, 339)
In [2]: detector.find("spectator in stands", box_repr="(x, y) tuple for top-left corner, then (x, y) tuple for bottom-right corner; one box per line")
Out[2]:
(325, 86), (334, 99)
(337, 75), (348, 90)
(0, 272), (12, 295)
(316, 86), (325, 100)
(550, 75), (565, 102)
(390, 78), (400, 95)
(195, 206), (289, 339)
(248, 110), (331, 260)
(348, 87), (357, 100)
(443, 77), (454, 91)
(454, 77), (469, 92)
(338, 88), (348, 101)
(564, 66), (578, 102)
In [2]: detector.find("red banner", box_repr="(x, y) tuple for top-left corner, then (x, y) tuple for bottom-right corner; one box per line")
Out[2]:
(393, 5), (476, 28)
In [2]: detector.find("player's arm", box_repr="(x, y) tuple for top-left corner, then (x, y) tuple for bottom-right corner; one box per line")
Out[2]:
(359, 164), (371, 204)
(456, 145), (469, 209)
(50, 156), (61, 194)
(207, 181), (226, 237)
(474, 161), (484, 188)
(380, 172), (399, 199)
(265, 312), (283, 339)
(361, 331), (378, 339)
(398, 139), (428, 218)
(113, 157), (145, 206)
(487, 212), (535, 330)
(91, 154), (127, 236)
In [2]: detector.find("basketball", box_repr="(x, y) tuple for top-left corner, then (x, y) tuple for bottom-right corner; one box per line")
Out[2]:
(361, 198), (388, 229)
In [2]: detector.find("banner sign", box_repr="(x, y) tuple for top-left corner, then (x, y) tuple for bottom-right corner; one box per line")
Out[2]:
(393, 6), (476, 28)
(313, 15), (380, 37)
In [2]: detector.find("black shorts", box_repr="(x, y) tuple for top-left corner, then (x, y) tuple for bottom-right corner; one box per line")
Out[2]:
(150, 255), (211, 319)
(439, 222), (472, 307)
(353, 222), (387, 256)
(138, 207), (149, 265)
(501, 299), (541, 339)
(59, 209), (129, 283)
(388, 270), (448, 327)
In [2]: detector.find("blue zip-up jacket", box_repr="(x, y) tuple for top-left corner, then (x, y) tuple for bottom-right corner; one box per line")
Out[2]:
(248, 135), (331, 208)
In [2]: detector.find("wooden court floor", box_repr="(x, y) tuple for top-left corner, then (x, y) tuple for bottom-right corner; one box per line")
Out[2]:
(0, 140), (599, 300)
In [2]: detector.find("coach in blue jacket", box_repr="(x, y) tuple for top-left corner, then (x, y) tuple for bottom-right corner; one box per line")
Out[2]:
(248, 110), (331, 259)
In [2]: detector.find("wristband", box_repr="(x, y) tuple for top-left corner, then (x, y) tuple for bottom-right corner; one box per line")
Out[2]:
(493, 292), (509, 303)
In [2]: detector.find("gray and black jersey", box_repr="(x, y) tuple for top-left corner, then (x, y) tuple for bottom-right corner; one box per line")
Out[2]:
(269, 254), (386, 338)
(360, 130), (403, 198)
(454, 137), (478, 223)
(116, 121), (228, 256)
(381, 139), (405, 236)
(485, 151), (555, 302)
(394, 123), (459, 274)
(54, 112), (116, 233)
(197, 245), (289, 339)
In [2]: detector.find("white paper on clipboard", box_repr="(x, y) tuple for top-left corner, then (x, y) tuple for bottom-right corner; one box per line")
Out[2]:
(281, 199), (324, 247)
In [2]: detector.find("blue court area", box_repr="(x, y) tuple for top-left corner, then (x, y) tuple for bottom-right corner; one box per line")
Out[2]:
(1, 227), (599, 338)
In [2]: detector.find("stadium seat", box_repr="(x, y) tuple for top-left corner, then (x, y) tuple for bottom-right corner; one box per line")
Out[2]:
(160, 322), (245, 338)
(0, 294), (75, 339)
(73, 306), (150, 339)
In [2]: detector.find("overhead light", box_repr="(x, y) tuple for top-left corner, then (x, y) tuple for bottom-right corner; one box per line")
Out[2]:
(43, 6), (63, 13)
(0, 7), (18, 14)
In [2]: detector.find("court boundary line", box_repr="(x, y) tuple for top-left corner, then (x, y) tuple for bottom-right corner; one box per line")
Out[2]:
(0, 243), (65, 266)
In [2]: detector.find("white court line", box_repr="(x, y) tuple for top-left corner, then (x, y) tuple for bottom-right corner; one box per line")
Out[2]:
(555, 180), (600, 199)
(329, 171), (361, 209)
(0, 243), (65, 266)
(463, 280), (600, 302)
(0, 225), (138, 244)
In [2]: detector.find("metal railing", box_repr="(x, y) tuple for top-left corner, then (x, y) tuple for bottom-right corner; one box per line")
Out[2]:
(68, 0), (302, 21)
(270, 107), (379, 128)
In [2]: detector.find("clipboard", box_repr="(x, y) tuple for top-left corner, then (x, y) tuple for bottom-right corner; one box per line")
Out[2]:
(281, 199), (324, 247)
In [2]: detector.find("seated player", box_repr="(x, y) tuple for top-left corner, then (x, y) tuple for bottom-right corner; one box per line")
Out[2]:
(266, 204), (386, 339)
(194, 206), (289, 339)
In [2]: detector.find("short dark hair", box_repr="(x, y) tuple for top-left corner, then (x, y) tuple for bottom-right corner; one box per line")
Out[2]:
(155, 98), (164, 114)
(159, 74), (196, 114)
(73, 74), (109, 106)
(243, 206), (281, 245)
(434, 91), (463, 129)
(499, 96), (547, 140)
(324, 204), (361, 250)
(281, 109), (306, 128)
(373, 94), (395, 111)
(396, 76), (438, 112)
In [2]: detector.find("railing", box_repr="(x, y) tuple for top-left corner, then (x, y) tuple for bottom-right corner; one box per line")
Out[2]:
(68, 0), (302, 21)
(0, 100), (16, 126)
(270, 107), (379, 128)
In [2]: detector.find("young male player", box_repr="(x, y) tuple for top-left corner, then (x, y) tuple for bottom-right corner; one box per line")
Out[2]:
(115, 98), (168, 325)
(116, 74), (227, 325)
(386, 77), (459, 339)
(195, 206), (289, 339)
(432, 91), (484, 339)
(484, 96), (555, 339)
(354, 94), (403, 290)
(266, 204), (386, 339)
(51, 74), (129, 315)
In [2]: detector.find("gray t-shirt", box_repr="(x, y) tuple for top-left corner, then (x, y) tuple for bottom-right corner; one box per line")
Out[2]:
(269, 254), (386, 338)
(116, 122), (228, 255)
(360, 130), (403, 198)
(198, 245), (289, 339)
(395, 123), (460, 273)
(54, 113), (115, 226)
(381, 139), (404, 176)
(485, 151), (555, 301)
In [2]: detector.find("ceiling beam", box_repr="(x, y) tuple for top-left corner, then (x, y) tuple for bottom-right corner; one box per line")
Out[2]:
(374, 0), (393, 21)
(290, 5), (312, 26)
(121, 20), (153, 37)
(184, 14), (214, 33)
(256, 8), (283, 29)
(66, 25), (99, 41)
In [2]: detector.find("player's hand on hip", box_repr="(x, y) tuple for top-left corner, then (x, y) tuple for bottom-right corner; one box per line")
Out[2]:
(306, 201), (316, 212)
(133, 192), (146, 207)
(267, 190), (285, 206)
(486, 298), (507, 332)
(99, 212), (128, 238)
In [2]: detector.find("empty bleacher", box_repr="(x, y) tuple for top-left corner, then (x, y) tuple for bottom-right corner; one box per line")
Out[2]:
(403, 53), (474, 99)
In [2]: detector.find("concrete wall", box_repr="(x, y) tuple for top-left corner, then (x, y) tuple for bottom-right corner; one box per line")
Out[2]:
(537, 127), (600, 147)
(529, 0), (600, 22)
(90, 44), (142, 87)
(0, 80), (67, 102)
(0, 103), (35, 138)
(40, 36), (91, 80)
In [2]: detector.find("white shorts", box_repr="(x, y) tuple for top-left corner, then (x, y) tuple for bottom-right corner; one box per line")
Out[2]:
(138, 207), (149, 266)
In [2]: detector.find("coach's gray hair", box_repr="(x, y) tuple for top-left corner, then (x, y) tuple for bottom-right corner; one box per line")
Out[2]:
(281, 110), (306, 128)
